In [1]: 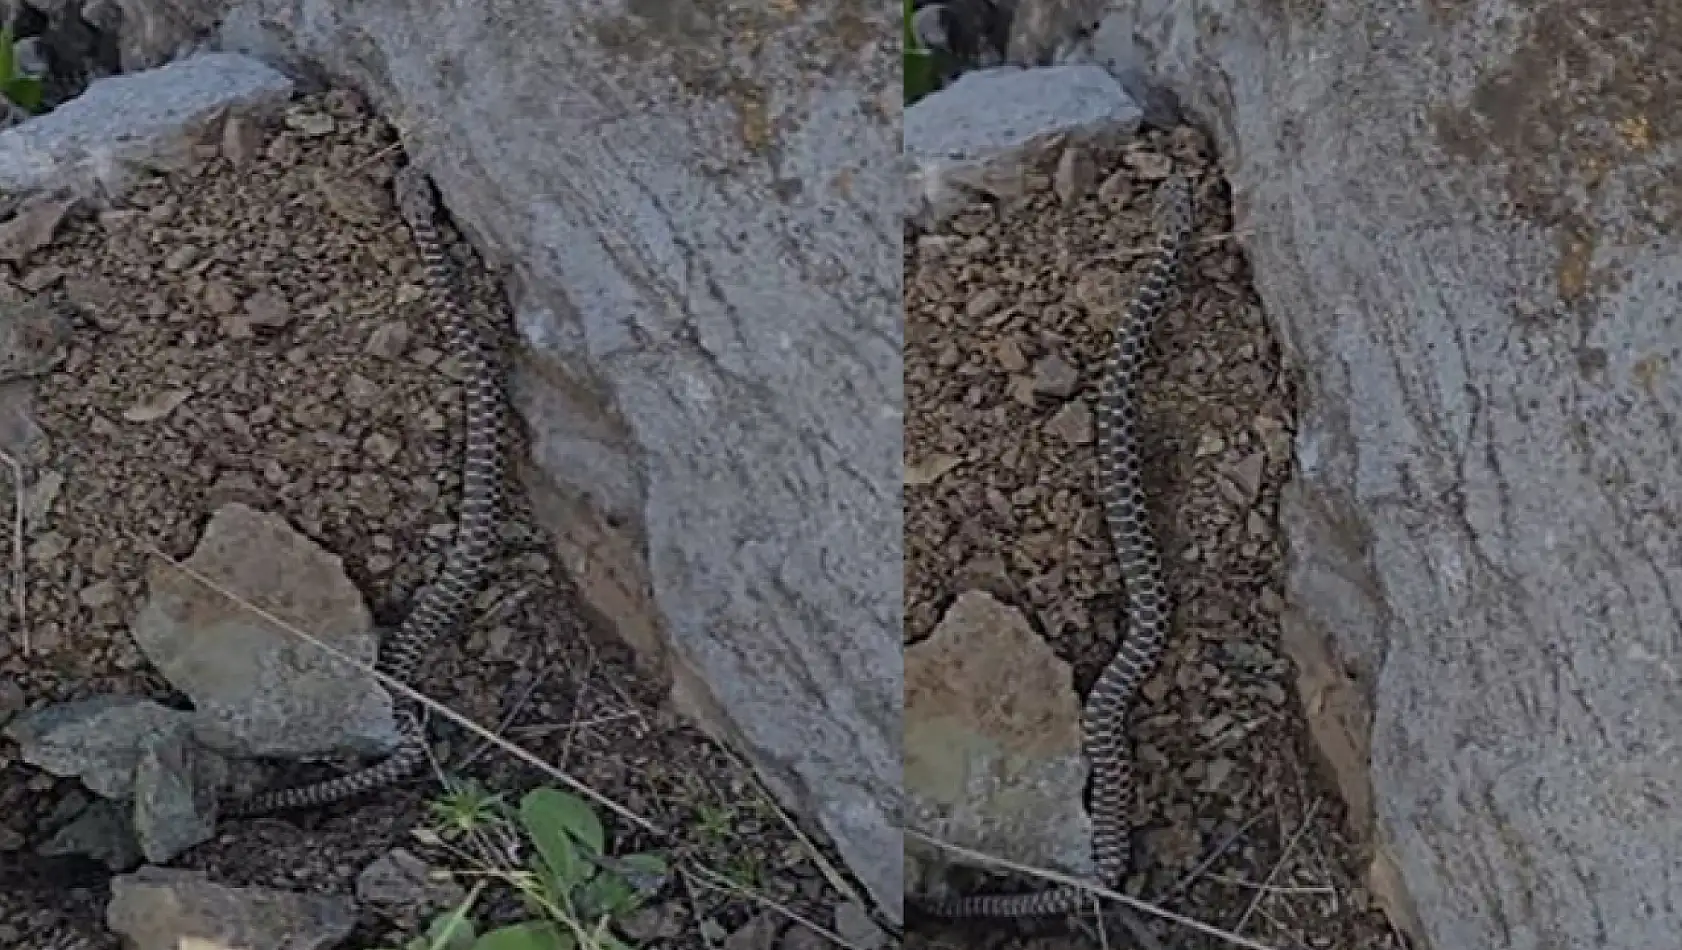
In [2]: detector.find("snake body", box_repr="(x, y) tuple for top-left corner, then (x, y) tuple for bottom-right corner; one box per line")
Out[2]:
(921, 172), (1195, 917)
(223, 166), (505, 817)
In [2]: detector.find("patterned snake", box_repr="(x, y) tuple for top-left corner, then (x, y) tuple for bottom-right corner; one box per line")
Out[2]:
(222, 165), (506, 817)
(920, 172), (1195, 918)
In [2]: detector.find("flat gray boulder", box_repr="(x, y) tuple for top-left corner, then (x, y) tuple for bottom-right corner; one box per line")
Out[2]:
(129, 502), (397, 760)
(0, 52), (293, 197)
(905, 63), (1144, 227)
(106, 866), (355, 950)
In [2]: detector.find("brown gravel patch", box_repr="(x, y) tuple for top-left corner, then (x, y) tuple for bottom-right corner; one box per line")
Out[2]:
(0, 91), (860, 949)
(904, 127), (1409, 950)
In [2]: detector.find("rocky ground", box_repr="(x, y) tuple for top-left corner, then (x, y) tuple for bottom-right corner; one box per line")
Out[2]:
(0, 91), (879, 949)
(903, 127), (1411, 950)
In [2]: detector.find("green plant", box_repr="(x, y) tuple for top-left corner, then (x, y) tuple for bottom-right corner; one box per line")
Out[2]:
(0, 29), (42, 114)
(391, 784), (672, 950)
(690, 802), (733, 843)
(429, 777), (509, 840)
(904, 0), (939, 105)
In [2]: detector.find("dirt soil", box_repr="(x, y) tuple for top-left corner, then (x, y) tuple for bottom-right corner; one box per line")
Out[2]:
(903, 127), (1411, 950)
(0, 91), (861, 949)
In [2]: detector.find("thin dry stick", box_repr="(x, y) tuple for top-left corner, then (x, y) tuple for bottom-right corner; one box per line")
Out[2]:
(684, 864), (863, 950)
(1103, 901), (1168, 950)
(1159, 807), (1273, 900)
(454, 666), (549, 771)
(720, 744), (869, 912)
(509, 710), (642, 740)
(1197, 712), (1278, 753)
(556, 649), (603, 771)
(1234, 797), (1324, 935)
(1212, 876), (1335, 896)
(282, 130), (434, 208)
(129, 535), (661, 837)
(0, 449), (24, 654)
(904, 828), (1285, 950)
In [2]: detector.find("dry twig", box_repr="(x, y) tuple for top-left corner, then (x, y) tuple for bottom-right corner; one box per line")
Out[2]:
(906, 828), (1286, 950)
(685, 864), (864, 950)
(1234, 797), (1324, 935)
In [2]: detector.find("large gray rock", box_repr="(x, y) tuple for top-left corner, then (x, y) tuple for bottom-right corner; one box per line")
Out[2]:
(120, 0), (900, 916)
(106, 866), (356, 950)
(905, 592), (1089, 881)
(0, 52), (293, 196)
(992, 2), (1682, 947)
(905, 63), (1142, 226)
(130, 502), (396, 760)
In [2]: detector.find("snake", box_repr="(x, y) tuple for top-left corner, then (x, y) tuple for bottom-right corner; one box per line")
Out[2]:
(919, 171), (1195, 918)
(222, 164), (506, 817)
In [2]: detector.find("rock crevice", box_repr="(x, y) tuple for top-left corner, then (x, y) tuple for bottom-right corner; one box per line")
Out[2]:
(980, 0), (1682, 946)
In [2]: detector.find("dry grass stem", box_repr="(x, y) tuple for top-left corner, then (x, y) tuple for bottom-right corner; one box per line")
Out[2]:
(684, 864), (863, 950)
(905, 828), (1286, 950)
(1159, 807), (1272, 900)
(130, 534), (661, 837)
(1234, 797), (1324, 935)
(454, 666), (548, 771)
(722, 744), (871, 912)
(1211, 875), (1336, 896)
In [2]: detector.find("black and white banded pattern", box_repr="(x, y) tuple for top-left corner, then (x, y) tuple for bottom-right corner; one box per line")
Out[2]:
(919, 172), (1195, 919)
(222, 165), (507, 817)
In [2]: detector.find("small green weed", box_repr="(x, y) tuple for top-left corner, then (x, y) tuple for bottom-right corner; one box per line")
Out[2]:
(390, 784), (672, 950)
(904, 0), (940, 105)
(690, 802), (733, 844)
(428, 777), (508, 840)
(0, 29), (43, 114)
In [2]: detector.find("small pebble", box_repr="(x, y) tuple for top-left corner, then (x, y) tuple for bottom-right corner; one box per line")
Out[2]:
(365, 321), (411, 360)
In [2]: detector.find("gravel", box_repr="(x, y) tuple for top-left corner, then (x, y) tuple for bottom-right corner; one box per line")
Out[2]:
(904, 126), (1409, 950)
(0, 90), (859, 949)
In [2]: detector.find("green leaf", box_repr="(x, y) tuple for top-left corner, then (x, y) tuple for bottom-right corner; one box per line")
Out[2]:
(5, 75), (42, 113)
(525, 831), (585, 895)
(0, 28), (14, 86)
(519, 788), (604, 889)
(521, 788), (605, 854)
(577, 871), (638, 920)
(617, 852), (669, 881)
(423, 904), (479, 950)
(472, 921), (574, 950)
(515, 865), (554, 915)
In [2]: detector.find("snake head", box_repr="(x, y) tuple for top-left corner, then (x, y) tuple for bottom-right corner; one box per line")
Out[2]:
(393, 164), (437, 229)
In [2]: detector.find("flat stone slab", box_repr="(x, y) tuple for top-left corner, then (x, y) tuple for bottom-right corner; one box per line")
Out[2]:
(903, 63), (1143, 227)
(905, 63), (1143, 162)
(129, 502), (396, 760)
(0, 52), (293, 197)
(906, 591), (1091, 881)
